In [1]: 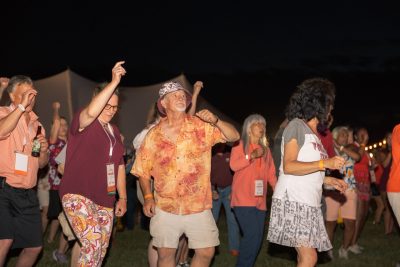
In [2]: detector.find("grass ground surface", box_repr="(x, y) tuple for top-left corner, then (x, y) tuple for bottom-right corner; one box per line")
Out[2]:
(5, 209), (400, 266)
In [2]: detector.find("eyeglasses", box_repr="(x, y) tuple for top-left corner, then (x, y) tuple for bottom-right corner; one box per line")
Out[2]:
(104, 104), (119, 111)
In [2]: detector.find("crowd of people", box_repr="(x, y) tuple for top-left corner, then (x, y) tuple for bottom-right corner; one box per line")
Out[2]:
(0, 64), (400, 267)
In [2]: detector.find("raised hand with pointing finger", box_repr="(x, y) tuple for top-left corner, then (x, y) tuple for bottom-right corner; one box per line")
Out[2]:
(111, 61), (126, 84)
(58, 62), (127, 266)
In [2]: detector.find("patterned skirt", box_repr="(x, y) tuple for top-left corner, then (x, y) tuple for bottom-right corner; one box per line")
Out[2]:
(267, 193), (332, 252)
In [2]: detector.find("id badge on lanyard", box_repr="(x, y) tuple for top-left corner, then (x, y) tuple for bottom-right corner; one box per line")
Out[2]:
(104, 123), (116, 195)
(15, 151), (28, 176)
(107, 163), (116, 195)
(255, 180), (264, 197)
(14, 136), (28, 176)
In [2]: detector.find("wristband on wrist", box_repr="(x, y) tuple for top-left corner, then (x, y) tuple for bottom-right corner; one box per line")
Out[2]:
(319, 160), (325, 170)
(211, 116), (219, 126)
(17, 104), (26, 112)
(119, 197), (127, 201)
(144, 193), (154, 200)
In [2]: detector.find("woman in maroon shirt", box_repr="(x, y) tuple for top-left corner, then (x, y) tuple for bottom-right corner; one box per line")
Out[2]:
(59, 62), (127, 267)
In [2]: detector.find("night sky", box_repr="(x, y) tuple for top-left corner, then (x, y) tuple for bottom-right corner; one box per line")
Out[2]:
(2, 1), (400, 143)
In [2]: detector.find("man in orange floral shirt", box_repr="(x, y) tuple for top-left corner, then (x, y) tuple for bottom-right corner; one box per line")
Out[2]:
(132, 81), (239, 267)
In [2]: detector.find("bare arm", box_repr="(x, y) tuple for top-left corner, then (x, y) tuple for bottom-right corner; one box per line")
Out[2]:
(323, 176), (348, 193)
(334, 141), (361, 161)
(49, 102), (61, 144)
(195, 109), (240, 142)
(139, 176), (156, 217)
(115, 164), (127, 217)
(0, 77), (9, 100)
(188, 81), (203, 115)
(0, 89), (37, 137)
(0, 77), (9, 91)
(0, 107), (25, 137)
(213, 119), (240, 142)
(342, 144), (361, 161)
(79, 61), (126, 130)
(283, 138), (345, 175)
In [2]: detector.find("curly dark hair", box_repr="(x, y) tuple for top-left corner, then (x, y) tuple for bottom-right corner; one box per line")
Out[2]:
(285, 78), (335, 125)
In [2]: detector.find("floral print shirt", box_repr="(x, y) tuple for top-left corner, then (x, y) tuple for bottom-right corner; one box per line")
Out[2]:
(334, 146), (357, 190)
(132, 115), (224, 215)
(48, 138), (67, 190)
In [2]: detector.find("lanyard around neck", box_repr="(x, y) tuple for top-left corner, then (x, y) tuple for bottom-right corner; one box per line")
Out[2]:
(102, 122), (116, 159)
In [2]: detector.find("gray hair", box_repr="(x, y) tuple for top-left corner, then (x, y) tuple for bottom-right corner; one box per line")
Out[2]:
(241, 114), (268, 154)
(332, 126), (348, 140)
(6, 75), (33, 93)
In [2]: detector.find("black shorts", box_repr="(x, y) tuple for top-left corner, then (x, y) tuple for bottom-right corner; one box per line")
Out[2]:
(0, 178), (43, 248)
(47, 189), (62, 219)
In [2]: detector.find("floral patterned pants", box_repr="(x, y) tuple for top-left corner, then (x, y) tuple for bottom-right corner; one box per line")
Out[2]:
(62, 194), (114, 267)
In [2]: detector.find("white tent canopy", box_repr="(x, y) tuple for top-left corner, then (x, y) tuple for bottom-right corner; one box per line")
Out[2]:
(29, 70), (239, 146)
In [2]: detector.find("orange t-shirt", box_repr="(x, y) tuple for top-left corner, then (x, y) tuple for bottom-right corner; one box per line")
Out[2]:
(388, 124), (400, 192)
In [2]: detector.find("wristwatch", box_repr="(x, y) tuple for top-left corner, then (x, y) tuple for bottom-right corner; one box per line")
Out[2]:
(17, 104), (26, 112)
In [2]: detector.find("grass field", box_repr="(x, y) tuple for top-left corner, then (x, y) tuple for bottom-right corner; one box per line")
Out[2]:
(6, 209), (400, 267)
